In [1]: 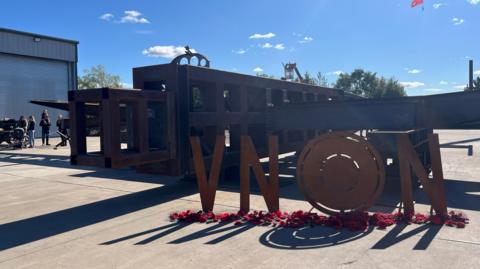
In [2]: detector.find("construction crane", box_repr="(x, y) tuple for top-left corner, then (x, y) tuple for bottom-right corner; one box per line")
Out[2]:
(282, 62), (304, 83)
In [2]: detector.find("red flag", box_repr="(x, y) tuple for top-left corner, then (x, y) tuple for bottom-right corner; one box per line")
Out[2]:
(411, 0), (424, 8)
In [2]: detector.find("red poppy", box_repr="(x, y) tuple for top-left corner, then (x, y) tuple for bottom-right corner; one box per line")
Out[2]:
(168, 209), (469, 230)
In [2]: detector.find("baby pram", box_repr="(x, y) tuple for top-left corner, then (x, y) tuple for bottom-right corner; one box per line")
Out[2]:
(11, 127), (29, 149)
(0, 119), (29, 149)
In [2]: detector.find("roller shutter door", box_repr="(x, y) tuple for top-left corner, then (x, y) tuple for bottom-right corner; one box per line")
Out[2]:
(0, 53), (68, 132)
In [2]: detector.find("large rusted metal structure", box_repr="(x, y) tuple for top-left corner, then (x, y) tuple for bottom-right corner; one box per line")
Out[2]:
(68, 55), (362, 177)
(34, 52), (480, 215)
(41, 53), (480, 180)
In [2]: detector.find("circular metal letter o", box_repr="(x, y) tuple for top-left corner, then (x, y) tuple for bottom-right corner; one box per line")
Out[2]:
(296, 132), (385, 215)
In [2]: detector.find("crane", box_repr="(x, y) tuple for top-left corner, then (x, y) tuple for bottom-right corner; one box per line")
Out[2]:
(282, 62), (304, 83)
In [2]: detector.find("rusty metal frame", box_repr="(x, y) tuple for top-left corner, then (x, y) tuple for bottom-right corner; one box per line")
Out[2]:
(132, 63), (353, 176)
(69, 88), (173, 169)
(63, 61), (463, 214)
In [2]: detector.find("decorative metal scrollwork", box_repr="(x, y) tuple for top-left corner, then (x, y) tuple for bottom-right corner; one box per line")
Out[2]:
(171, 46), (210, 68)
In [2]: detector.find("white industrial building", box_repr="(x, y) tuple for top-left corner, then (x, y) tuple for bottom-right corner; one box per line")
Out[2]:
(0, 28), (78, 126)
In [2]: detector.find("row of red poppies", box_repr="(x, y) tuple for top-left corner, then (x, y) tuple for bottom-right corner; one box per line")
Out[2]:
(169, 210), (469, 230)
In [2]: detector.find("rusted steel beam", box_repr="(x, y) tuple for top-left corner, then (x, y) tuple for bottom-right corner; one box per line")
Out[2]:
(270, 91), (480, 131)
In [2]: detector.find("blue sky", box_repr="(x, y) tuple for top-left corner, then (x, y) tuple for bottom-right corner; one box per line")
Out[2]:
(1, 0), (479, 96)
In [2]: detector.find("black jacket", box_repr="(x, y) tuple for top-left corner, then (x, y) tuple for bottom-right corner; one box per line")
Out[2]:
(18, 119), (28, 129)
(27, 121), (35, 131)
(56, 119), (63, 131)
(39, 118), (51, 131)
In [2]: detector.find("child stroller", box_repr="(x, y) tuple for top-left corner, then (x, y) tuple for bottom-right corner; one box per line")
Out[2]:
(11, 127), (29, 149)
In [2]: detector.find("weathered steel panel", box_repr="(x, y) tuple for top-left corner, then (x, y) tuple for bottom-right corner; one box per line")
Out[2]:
(269, 91), (480, 131)
(269, 100), (422, 131)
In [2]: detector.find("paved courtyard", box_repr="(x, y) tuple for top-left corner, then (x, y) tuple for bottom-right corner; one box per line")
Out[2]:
(0, 130), (479, 268)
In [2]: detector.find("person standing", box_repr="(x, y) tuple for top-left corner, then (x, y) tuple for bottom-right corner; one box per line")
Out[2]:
(56, 114), (67, 147)
(39, 110), (51, 146)
(18, 115), (28, 132)
(27, 115), (35, 148)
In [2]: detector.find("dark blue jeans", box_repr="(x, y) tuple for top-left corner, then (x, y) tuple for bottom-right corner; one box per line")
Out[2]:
(42, 129), (49, 145)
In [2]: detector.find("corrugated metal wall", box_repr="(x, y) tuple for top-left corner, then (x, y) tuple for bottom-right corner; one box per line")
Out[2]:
(0, 28), (77, 137)
(0, 29), (77, 62)
(0, 53), (69, 136)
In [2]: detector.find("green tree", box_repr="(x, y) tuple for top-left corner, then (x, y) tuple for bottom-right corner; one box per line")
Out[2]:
(78, 65), (122, 89)
(299, 71), (329, 86)
(335, 68), (406, 98)
(383, 78), (407, 98)
(316, 72), (329, 87)
(303, 71), (317, 85)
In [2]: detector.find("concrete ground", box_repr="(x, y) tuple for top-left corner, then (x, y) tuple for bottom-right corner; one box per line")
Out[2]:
(0, 130), (479, 268)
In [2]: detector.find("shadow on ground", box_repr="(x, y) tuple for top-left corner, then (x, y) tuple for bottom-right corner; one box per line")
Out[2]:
(101, 221), (258, 246)
(100, 220), (440, 250)
(0, 151), (180, 184)
(415, 179), (480, 212)
(0, 151), (476, 251)
(0, 181), (198, 251)
(371, 223), (442, 250)
(0, 151), (71, 168)
(259, 226), (374, 250)
(100, 222), (193, 245)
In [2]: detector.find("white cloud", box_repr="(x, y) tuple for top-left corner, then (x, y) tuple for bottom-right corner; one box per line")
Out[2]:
(424, 88), (444, 92)
(121, 82), (133, 88)
(433, 3), (444, 9)
(468, 0), (480, 5)
(261, 43), (284, 50)
(439, 80), (448, 85)
(274, 43), (285, 50)
(333, 71), (344, 75)
(452, 17), (465, 25)
(234, 49), (247, 54)
(100, 13), (114, 21)
(474, 70), (480, 75)
(406, 68), (422, 74)
(253, 67), (263, 73)
(120, 10), (150, 24)
(454, 85), (467, 90)
(142, 45), (195, 58)
(400, 81), (425, 88)
(327, 70), (344, 76)
(261, 43), (273, 48)
(299, 36), (313, 44)
(249, 33), (275, 39)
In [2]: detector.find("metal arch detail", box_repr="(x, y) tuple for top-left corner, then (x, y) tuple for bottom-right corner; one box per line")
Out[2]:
(296, 132), (385, 215)
(171, 49), (210, 68)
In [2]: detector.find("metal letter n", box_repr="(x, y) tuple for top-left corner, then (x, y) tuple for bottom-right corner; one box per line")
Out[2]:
(240, 136), (280, 213)
(397, 133), (447, 217)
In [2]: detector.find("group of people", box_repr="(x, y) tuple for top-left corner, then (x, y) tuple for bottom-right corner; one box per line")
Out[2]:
(18, 110), (67, 148)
